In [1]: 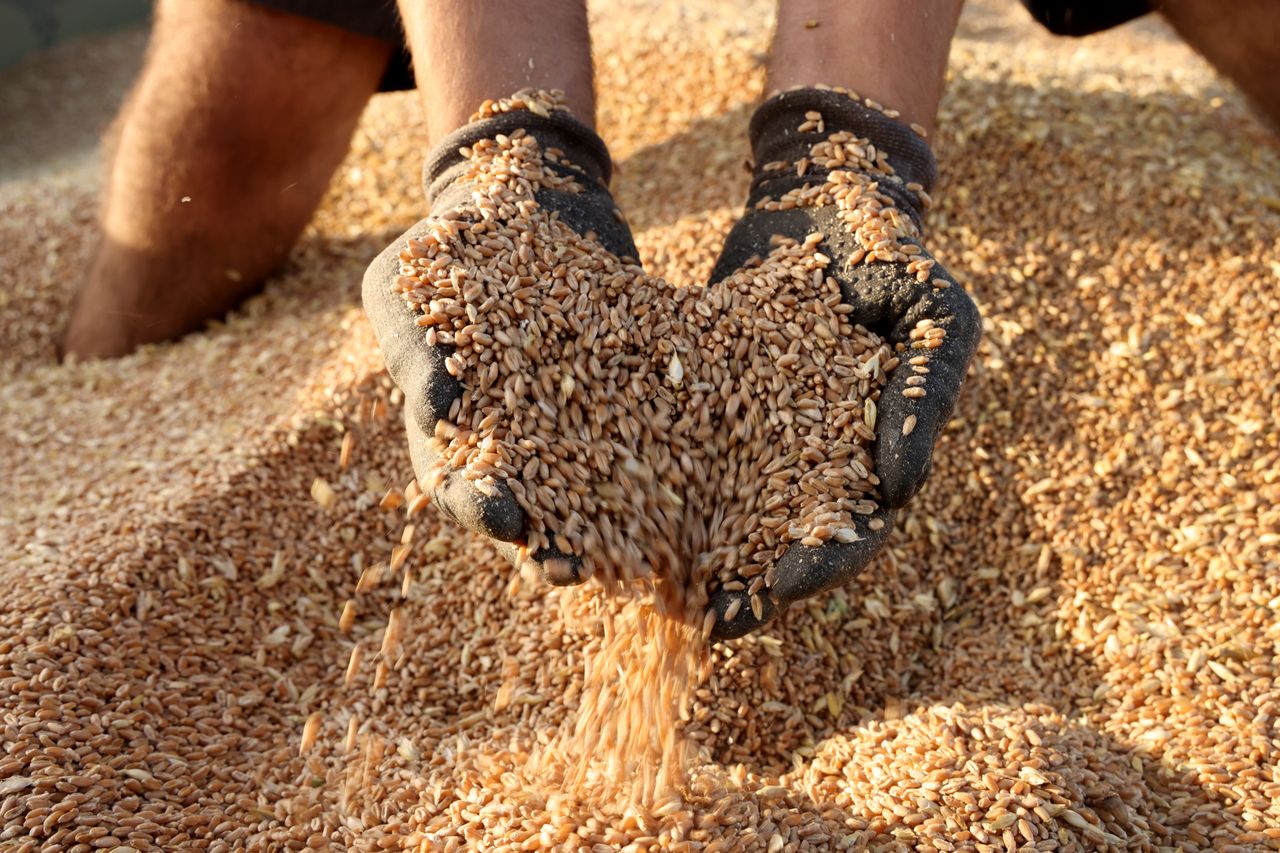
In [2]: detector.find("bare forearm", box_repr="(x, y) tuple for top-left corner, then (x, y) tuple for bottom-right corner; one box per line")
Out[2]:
(767, 0), (964, 134)
(397, 0), (596, 142)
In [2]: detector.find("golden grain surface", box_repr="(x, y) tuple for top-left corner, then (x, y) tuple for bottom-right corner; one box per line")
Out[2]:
(1, 0), (1278, 850)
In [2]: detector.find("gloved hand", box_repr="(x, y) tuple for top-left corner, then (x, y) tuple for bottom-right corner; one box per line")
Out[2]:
(707, 88), (981, 639)
(362, 96), (639, 586)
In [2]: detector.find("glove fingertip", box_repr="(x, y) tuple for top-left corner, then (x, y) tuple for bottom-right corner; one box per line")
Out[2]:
(874, 347), (969, 509)
(433, 474), (527, 543)
(769, 510), (895, 604)
(709, 588), (778, 641)
(875, 430), (933, 509)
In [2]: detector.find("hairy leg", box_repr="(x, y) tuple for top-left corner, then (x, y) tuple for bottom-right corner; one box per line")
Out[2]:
(62, 0), (392, 359)
(766, 0), (965, 134)
(1159, 0), (1280, 128)
(397, 0), (596, 140)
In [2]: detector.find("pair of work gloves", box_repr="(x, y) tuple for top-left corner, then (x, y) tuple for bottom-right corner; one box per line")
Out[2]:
(363, 88), (980, 640)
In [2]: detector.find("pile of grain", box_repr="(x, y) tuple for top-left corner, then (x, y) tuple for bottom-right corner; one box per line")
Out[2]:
(2, 0), (1279, 850)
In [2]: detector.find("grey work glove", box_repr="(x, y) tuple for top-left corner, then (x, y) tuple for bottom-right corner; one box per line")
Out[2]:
(708, 89), (982, 639)
(362, 107), (638, 585)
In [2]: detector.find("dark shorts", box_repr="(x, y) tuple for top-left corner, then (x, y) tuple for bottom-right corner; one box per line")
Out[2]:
(248, 0), (415, 91)
(1020, 0), (1154, 36)
(245, 0), (1156, 92)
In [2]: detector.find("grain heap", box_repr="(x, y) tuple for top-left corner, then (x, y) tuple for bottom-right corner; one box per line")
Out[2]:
(2, 0), (1279, 849)
(387, 88), (901, 803)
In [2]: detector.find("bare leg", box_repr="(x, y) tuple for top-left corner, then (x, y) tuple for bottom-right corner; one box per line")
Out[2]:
(766, 0), (965, 134)
(1159, 0), (1280, 128)
(62, 0), (392, 359)
(397, 0), (596, 141)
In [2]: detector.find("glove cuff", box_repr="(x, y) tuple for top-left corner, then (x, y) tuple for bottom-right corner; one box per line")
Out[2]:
(423, 110), (613, 205)
(747, 88), (937, 232)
